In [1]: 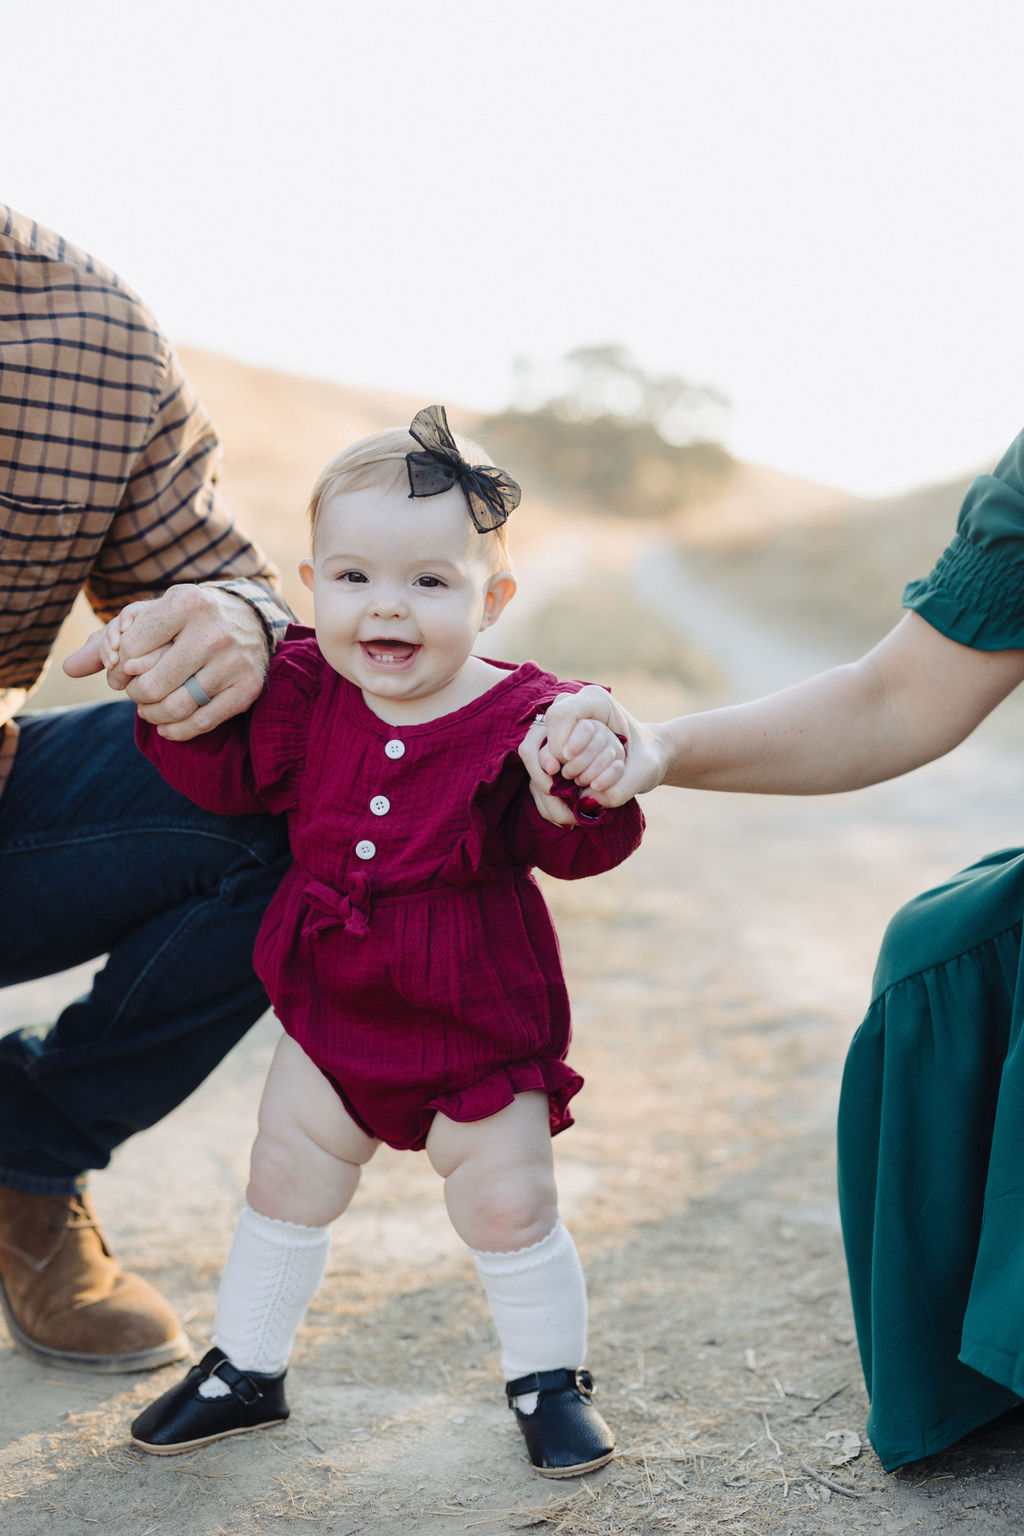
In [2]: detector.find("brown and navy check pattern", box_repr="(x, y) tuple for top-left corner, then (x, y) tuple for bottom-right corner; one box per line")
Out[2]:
(0, 203), (293, 794)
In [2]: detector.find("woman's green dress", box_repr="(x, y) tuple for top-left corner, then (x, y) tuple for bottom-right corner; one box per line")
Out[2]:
(838, 429), (1024, 1469)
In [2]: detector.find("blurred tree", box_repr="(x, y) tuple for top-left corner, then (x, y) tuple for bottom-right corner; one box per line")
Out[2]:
(481, 345), (732, 517)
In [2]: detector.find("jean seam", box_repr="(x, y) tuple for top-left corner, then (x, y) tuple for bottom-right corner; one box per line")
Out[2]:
(0, 822), (281, 866)
(0, 1166), (87, 1197)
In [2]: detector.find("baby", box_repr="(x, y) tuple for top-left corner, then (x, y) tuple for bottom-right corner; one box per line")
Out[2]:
(112, 407), (643, 1477)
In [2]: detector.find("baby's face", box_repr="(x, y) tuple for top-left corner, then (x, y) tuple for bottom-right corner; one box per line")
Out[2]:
(301, 479), (511, 718)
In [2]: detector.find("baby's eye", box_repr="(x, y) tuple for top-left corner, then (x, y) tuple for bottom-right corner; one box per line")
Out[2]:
(336, 570), (368, 584)
(415, 575), (446, 589)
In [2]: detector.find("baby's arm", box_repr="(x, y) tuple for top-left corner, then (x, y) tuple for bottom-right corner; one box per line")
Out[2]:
(129, 613), (267, 816)
(511, 778), (644, 880)
(135, 641), (316, 819)
(511, 714), (643, 879)
(84, 599), (266, 814)
(136, 711), (267, 816)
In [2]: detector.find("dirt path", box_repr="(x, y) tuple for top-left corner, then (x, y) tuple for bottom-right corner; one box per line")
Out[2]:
(4, 544), (1024, 1534)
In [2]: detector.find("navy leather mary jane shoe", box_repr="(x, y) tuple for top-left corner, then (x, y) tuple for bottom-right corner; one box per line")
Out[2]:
(131, 1346), (289, 1454)
(506, 1367), (615, 1477)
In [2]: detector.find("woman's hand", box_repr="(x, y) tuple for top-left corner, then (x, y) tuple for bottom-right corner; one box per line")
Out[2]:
(519, 687), (668, 825)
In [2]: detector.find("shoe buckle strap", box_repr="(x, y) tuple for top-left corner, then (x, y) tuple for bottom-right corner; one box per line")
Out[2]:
(505, 1367), (596, 1403)
(201, 1348), (264, 1406)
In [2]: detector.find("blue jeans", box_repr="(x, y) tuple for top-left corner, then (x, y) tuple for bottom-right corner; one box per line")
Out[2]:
(0, 699), (290, 1195)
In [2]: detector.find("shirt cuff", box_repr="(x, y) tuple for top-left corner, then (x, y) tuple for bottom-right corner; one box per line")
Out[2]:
(548, 772), (608, 824)
(206, 579), (296, 652)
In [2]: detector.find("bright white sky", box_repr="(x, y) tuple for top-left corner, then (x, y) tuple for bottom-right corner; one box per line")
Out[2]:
(7, 0), (1024, 496)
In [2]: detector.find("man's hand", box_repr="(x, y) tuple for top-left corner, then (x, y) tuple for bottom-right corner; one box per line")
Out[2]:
(519, 686), (668, 824)
(64, 585), (271, 739)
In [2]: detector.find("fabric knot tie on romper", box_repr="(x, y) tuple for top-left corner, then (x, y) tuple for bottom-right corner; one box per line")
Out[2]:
(301, 874), (372, 940)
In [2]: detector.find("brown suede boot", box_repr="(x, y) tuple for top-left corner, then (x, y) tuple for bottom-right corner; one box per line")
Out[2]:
(0, 1185), (188, 1372)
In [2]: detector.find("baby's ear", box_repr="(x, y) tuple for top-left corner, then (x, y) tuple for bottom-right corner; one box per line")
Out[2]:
(299, 559), (314, 591)
(481, 571), (517, 630)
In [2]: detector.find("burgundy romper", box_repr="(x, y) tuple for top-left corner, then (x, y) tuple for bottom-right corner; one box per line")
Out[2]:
(138, 629), (644, 1149)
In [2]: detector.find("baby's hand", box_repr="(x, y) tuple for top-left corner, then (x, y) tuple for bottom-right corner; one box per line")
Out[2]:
(520, 689), (639, 825)
(548, 717), (624, 789)
(518, 713), (627, 828)
(66, 608), (141, 683)
(98, 609), (137, 671)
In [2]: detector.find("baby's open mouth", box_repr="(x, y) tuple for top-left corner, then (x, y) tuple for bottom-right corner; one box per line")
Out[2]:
(361, 640), (420, 666)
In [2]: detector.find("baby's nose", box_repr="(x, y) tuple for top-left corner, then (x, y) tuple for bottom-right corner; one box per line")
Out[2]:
(370, 585), (407, 618)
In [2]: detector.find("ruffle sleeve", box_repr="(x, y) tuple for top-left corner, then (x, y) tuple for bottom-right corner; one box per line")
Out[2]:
(442, 666), (644, 884)
(902, 431), (1024, 650)
(135, 625), (322, 817)
(247, 627), (323, 813)
(509, 779), (645, 880)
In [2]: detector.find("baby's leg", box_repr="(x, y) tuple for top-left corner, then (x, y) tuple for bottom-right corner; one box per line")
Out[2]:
(132, 1036), (377, 1451)
(427, 1093), (578, 1376)
(211, 1034), (379, 1375)
(428, 1090), (557, 1252)
(427, 1093), (613, 1476)
(248, 1032), (379, 1225)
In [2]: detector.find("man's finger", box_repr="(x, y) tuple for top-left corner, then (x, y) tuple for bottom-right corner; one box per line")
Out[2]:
(118, 641), (175, 678)
(137, 671), (262, 740)
(105, 639), (176, 692)
(129, 659), (227, 720)
(62, 629), (105, 677)
(121, 632), (220, 705)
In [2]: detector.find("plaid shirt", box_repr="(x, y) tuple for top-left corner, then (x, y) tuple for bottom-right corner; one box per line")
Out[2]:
(0, 203), (293, 796)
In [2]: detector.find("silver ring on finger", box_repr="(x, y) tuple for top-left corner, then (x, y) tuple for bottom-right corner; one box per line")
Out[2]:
(183, 673), (213, 709)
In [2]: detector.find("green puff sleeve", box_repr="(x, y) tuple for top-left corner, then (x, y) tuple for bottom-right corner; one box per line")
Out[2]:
(903, 430), (1024, 650)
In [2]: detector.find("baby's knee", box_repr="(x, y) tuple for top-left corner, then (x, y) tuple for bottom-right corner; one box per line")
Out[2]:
(248, 1125), (306, 1210)
(458, 1169), (559, 1254)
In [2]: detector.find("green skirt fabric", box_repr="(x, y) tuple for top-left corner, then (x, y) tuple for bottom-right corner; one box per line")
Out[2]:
(838, 847), (1024, 1470)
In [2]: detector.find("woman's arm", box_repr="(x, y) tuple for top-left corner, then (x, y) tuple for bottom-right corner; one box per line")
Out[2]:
(523, 614), (1024, 804)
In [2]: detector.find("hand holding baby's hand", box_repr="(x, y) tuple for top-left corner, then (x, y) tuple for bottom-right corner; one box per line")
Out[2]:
(65, 606), (144, 682)
(518, 707), (627, 828)
(519, 685), (665, 826)
(64, 586), (267, 738)
(542, 717), (624, 791)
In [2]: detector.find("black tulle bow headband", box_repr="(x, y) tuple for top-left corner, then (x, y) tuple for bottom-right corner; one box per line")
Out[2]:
(406, 404), (521, 533)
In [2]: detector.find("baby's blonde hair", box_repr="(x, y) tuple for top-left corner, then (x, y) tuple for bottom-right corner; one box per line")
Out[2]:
(307, 425), (512, 569)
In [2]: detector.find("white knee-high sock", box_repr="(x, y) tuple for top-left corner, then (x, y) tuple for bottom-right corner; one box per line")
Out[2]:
(198, 1203), (331, 1398)
(472, 1217), (588, 1404)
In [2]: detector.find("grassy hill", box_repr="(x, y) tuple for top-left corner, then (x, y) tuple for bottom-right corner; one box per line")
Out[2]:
(682, 469), (978, 658)
(31, 347), (995, 719)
